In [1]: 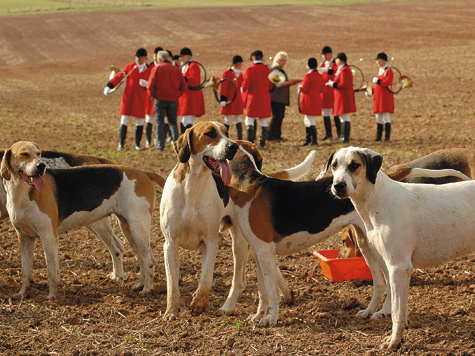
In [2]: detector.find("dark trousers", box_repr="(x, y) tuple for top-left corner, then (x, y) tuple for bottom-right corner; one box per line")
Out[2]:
(269, 101), (286, 139)
(154, 98), (179, 151)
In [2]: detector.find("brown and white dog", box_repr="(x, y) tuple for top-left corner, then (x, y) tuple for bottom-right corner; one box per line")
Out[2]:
(0, 150), (127, 283)
(222, 142), (472, 327)
(337, 224), (362, 259)
(160, 122), (317, 320)
(325, 146), (474, 350)
(0, 141), (165, 299)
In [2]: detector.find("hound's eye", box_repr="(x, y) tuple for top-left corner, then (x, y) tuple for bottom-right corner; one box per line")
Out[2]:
(331, 162), (338, 169)
(20, 153), (29, 157)
(348, 162), (360, 172)
(205, 130), (217, 138)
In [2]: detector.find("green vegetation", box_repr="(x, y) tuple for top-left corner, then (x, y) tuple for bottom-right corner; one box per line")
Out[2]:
(1, 0), (416, 16)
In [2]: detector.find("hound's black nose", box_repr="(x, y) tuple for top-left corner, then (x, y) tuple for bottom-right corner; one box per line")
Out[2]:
(37, 162), (46, 175)
(226, 142), (239, 160)
(333, 181), (347, 194)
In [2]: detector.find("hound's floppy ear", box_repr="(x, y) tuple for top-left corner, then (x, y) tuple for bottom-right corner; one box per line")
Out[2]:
(363, 150), (383, 184)
(316, 151), (335, 180)
(252, 144), (263, 171)
(173, 127), (193, 163)
(0, 149), (12, 181)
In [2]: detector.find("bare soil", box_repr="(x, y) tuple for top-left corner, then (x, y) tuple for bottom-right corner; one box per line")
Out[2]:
(0, 1), (474, 355)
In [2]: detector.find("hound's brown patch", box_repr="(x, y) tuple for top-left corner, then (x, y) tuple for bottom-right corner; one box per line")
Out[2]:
(173, 163), (190, 184)
(32, 175), (60, 229)
(248, 187), (278, 243)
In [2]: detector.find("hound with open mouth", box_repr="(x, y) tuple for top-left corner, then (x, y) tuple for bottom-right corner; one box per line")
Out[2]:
(1, 141), (165, 299)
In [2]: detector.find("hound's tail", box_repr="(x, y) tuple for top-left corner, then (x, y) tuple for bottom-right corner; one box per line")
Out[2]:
(146, 172), (166, 188)
(388, 167), (471, 182)
(267, 150), (317, 181)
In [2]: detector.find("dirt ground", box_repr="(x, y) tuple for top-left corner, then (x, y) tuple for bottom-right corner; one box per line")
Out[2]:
(0, 1), (474, 355)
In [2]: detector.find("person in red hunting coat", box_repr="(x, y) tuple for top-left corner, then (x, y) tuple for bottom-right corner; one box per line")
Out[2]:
(319, 46), (340, 141)
(241, 50), (274, 147)
(220, 55), (244, 140)
(177, 47), (205, 131)
(143, 46), (163, 148)
(372, 52), (395, 142)
(104, 47), (152, 151)
(299, 58), (325, 146)
(325, 52), (356, 143)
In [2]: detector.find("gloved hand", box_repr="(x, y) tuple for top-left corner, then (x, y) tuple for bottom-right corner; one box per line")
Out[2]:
(297, 85), (302, 92)
(325, 80), (334, 87)
(103, 86), (111, 96)
(139, 79), (148, 87)
(220, 101), (227, 107)
(372, 77), (379, 84)
(365, 91), (369, 97)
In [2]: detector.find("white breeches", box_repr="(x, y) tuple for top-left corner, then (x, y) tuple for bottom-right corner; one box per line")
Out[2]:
(375, 112), (391, 124)
(224, 115), (242, 125)
(304, 115), (316, 127)
(121, 115), (144, 126)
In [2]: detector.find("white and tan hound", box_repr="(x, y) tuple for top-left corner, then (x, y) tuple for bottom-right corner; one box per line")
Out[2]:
(326, 146), (474, 350)
(1, 141), (165, 299)
(0, 149), (126, 283)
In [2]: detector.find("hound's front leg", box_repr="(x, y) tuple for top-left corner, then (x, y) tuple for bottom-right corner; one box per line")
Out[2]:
(40, 232), (61, 299)
(163, 238), (181, 320)
(253, 246), (280, 327)
(381, 263), (412, 350)
(15, 233), (36, 298)
(190, 238), (219, 315)
(219, 226), (250, 315)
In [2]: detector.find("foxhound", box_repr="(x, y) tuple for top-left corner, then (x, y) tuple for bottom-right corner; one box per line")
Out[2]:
(222, 142), (472, 327)
(326, 146), (474, 350)
(160, 122), (317, 320)
(1, 141), (165, 299)
(337, 224), (362, 259)
(0, 150), (126, 283)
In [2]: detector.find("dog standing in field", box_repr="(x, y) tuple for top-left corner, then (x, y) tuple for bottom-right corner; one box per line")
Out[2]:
(0, 149), (127, 283)
(1, 141), (165, 299)
(326, 146), (475, 350)
(160, 122), (317, 320)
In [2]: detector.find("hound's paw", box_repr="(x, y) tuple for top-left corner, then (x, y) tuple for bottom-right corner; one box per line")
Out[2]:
(163, 308), (179, 321)
(371, 309), (391, 320)
(132, 283), (144, 292)
(258, 315), (277, 327)
(283, 289), (295, 306)
(218, 305), (235, 316)
(138, 287), (153, 296)
(108, 272), (124, 283)
(380, 335), (401, 350)
(190, 296), (208, 316)
(356, 309), (372, 318)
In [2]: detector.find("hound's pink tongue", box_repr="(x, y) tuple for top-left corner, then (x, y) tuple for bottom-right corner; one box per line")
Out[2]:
(20, 173), (45, 190)
(217, 160), (232, 186)
(31, 177), (45, 190)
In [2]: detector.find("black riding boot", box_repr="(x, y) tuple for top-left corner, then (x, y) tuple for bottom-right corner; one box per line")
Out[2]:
(321, 116), (332, 140)
(258, 127), (268, 148)
(135, 125), (144, 150)
(247, 127), (256, 143)
(302, 127), (311, 146)
(309, 125), (318, 146)
(118, 124), (127, 151)
(236, 123), (243, 140)
(374, 123), (383, 142)
(384, 123), (391, 141)
(334, 116), (341, 140)
(341, 121), (351, 143)
(145, 123), (153, 148)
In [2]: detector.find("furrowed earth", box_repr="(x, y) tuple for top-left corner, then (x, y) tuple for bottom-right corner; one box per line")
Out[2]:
(0, 1), (474, 355)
